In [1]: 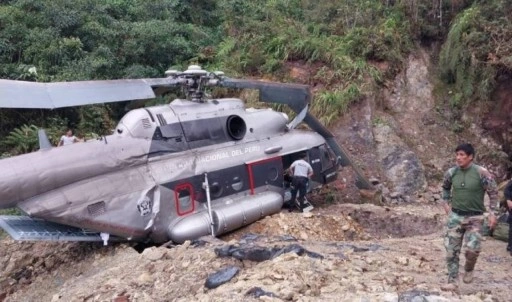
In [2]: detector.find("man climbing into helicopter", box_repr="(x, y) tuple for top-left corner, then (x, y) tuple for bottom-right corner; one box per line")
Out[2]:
(288, 152), (313, 212)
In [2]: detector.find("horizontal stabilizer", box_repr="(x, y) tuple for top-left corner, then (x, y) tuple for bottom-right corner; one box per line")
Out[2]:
(0, 215), (122, 242)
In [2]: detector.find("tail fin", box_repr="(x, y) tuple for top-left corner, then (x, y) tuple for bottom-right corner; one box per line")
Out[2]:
(38, 129), (52, 150)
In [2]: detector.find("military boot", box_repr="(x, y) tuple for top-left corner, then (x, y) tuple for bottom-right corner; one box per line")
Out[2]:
(464, 250), (479, 276)
(441, 274), (459, 292)
(463, 270), (473, 284)
(440, 281), (459, 292)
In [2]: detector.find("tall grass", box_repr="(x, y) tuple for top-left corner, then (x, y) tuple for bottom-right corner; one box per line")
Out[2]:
(215, 1), (410, 120)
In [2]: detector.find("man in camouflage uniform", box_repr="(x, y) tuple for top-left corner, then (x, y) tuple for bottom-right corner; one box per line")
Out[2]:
(440, 143), (498, 291)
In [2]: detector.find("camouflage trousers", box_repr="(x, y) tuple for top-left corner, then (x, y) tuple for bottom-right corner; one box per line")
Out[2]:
(443, 212), (483, 283)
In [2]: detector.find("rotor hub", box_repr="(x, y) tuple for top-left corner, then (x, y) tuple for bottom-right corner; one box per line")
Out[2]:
(164, 65), (224, 102)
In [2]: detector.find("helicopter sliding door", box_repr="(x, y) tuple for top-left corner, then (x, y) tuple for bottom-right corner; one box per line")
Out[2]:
(246, 157), (284, 195)
(308, 145), (338, 184)
(281, 145), (337, 186)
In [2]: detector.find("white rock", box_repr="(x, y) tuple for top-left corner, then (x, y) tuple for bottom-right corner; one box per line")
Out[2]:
(137, 272), (154, 284)
(141, 247), (165, 261)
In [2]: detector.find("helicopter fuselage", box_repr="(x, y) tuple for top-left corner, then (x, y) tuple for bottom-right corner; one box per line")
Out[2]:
(0, 98), (338, 243)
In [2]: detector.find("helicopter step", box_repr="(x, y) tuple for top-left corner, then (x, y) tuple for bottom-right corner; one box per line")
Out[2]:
(295, 197), (314, 213)
(0, 215), (123, 242)
(283, 191), (314, 213)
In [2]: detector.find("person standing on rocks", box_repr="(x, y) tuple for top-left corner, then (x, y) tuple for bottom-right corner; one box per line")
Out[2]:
(440, 143), (499, 291)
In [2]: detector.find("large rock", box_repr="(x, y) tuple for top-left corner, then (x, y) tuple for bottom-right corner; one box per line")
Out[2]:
(374, 124), (427, 196)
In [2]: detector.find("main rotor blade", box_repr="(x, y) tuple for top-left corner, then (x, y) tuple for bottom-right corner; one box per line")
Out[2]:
(303, 113), (373, 190)
(0, 78), (173, 109)
(220, 78), (310, 111)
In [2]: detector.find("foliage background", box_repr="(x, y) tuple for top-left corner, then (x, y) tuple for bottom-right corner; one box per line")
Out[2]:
(0, 0), (509, 155)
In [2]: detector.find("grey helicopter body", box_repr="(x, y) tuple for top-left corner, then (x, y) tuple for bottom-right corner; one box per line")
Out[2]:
(0, 66), (371, 245)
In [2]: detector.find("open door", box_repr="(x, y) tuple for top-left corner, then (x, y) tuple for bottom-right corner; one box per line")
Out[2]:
(246, 157), (284, 195)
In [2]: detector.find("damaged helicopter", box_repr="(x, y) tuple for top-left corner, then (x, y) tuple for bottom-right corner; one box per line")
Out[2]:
(0, 65), (372, 245)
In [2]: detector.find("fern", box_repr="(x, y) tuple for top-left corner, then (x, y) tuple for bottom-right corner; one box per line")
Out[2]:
(438, 6), (498, 105)
(3, 124), (40, 155)
(216, 37), (237, 58)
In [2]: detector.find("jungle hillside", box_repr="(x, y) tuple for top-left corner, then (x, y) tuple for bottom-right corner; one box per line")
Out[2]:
(0, 0), (511, 161)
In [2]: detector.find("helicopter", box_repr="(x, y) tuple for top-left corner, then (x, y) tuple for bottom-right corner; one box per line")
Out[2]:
(0, 65), (372, 245)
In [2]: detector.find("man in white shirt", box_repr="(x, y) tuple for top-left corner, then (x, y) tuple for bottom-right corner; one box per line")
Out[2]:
(58, 129), (79, 146)
(288, 153), (313, 212)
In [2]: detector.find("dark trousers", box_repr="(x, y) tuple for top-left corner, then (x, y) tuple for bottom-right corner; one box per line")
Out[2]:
(508, 222), (512, 251)
(508, 214), (512, 251)
(290, 176), (308, 209)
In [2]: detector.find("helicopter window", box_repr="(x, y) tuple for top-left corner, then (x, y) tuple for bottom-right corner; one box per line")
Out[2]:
(175, 184), (194, 215)
(268, 167), (279, 181)
(210, 181), (223, 198)
(160, 123), (184, 139)
(231, 176), (243, 191)
(178, 190), (191, 208)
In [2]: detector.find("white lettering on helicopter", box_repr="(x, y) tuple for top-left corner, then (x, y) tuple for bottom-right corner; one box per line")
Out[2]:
(198, 152), (230, 162)
(175, 146), (261, 169)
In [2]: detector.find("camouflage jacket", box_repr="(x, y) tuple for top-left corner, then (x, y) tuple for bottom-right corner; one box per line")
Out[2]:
(442, 163), (499, 213)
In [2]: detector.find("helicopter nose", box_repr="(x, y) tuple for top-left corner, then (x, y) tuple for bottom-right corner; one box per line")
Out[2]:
(0, 159), (21, 209)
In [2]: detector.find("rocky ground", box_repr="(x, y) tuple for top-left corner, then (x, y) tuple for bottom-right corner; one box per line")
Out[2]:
(1, 203), (511, 302)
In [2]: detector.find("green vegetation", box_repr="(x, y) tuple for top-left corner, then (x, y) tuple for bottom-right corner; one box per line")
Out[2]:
(0, 208), (22, 216)
(439, 0), (512, 106)
(0, 208), (22, 236)
(0, 0), (222, 153)
(0, 0), (509, 154)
